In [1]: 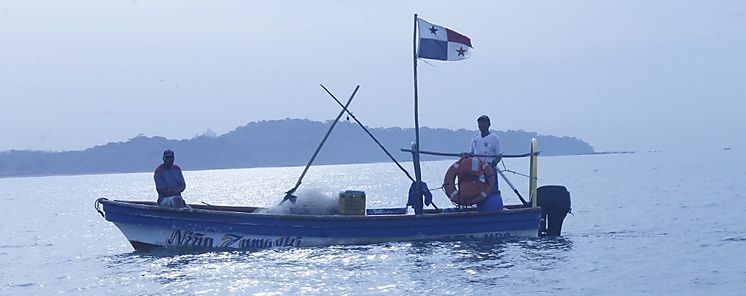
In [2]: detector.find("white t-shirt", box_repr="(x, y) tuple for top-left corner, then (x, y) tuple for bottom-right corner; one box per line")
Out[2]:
(470, 133), (503, 166)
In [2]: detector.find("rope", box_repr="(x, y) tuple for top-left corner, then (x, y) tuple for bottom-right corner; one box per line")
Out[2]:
(94, 198), (106, 218)
(500, 169), (531, 179)
(428, 185), (445, 191)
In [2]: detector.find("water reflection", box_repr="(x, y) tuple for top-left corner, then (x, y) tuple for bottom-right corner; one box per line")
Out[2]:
(383, 237), (574, 288)
(103, 251), (216, 289)
(517, 236), (574, 252)
(97, 237), (575, 293)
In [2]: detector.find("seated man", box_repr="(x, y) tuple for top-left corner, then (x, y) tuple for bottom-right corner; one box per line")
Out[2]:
(154, 149), (188, 208)
(470, 115), (504, 211)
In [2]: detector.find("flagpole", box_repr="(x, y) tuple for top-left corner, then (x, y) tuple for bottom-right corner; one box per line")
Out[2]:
(412, 13), (424, 214)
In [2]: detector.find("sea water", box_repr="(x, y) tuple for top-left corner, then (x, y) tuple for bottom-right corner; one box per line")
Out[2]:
(1, 151), (745, 295)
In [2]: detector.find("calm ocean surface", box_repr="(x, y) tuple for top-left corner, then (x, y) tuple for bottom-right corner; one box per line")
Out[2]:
(1, 151), (745, 295)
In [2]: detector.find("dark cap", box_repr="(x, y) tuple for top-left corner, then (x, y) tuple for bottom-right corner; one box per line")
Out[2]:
(163, 150), (175, 158)
(477, 115), (490, 123)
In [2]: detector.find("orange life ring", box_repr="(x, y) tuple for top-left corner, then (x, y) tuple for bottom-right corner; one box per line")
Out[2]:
(443, 157), (495, 206)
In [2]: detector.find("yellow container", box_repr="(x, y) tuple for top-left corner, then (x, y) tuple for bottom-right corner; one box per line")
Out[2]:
(338, 190), (366, 215)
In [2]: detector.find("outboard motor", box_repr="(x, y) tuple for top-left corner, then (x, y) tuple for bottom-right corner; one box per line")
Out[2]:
(537, 185), (571, 236)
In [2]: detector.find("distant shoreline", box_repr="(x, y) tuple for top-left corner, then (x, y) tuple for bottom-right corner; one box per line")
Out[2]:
(0, 119), (596, 178)
(572, 151), (635, 156)
(0, 153), (613, 180)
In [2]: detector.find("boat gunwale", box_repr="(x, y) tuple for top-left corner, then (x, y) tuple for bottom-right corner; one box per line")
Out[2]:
(100, 199), (541, 222)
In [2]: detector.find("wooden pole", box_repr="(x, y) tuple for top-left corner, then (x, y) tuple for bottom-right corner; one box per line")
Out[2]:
(412, 13), (424, 214)
(529, 138), (538, 207)
(280, 86), (360, 204)
(320, 84), (415, 182)
(400, 149), (537, 159)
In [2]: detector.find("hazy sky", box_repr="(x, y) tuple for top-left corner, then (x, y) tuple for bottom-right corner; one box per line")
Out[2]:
(1, 0), (744, 153)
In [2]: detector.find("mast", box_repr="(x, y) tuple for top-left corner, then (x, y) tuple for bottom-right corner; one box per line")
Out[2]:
(411, 13), (424, 214)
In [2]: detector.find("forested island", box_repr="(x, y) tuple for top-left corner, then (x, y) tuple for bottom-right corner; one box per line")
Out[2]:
(0, 119), (594, 177)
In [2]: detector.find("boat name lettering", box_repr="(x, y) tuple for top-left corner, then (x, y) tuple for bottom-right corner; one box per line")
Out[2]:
(168, 230), (302, 249)
(167, 229), (214, 248)
(230, 234), (302, 249)
(220, 234), (242, 248)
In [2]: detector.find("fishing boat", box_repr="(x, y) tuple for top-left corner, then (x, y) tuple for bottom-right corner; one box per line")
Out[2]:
(94, 14), (572, 252)
(95, 200), (546, 250)
(94, 140), (571, 251)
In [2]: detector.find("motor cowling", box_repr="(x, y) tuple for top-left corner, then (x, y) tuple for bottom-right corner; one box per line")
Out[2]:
(537, 185), (571, 236)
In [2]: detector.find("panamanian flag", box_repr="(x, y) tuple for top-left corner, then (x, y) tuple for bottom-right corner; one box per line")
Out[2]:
(417, 18), (472, 61)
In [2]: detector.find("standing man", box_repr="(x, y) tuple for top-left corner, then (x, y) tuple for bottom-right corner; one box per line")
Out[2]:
(470, 115), (503, 211)
(154, 149), (188, 208)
